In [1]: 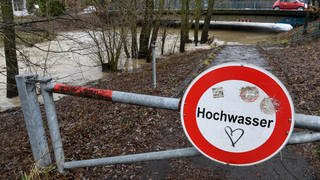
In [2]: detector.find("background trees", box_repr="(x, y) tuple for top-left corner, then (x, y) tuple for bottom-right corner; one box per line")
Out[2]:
(1, 0), (215, 98)
(1, 0), (19, 98)
(138, 0), (154, 59)
(194, 0), (202, 46)
(180, 0), (188, 53)
(201, 0), (214, 44)
(27, 0), (66, 16)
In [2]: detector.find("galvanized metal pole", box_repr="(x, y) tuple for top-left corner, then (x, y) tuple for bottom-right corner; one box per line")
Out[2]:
(40, 78), (65, 173)
(63, 131), (320, 170)
(288, 132), (320, 144)
(64, 147), (200, 169)
(294, 114), (320, 132)
(48, 83), (320, 130)
(15, 75), (51, 167)
(112, 91), (179, 110)
(152, 42), (157, 89)
(48, 84), (180, 111)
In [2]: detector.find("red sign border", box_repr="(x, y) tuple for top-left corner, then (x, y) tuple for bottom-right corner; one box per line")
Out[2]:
(180, 63), (294, 166)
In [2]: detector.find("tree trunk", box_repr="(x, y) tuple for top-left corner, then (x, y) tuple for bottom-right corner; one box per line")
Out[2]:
(303, 1), (310, 35)
(138, 0), (154, 59)
(185, 0), (190, 42)
(161, 27), (167, 55)
(200, 0), (214, 44)
(121, 30), (130, 58)
(194, 0), (201, 46)
(1, 0), (19, 98)
(130, 0), (138, 58)
(180, 0), (187, 53)
(147, 0), (164, 62)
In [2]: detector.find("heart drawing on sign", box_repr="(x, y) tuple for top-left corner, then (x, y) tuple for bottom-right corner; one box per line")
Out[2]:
(224, 126), (245, 147)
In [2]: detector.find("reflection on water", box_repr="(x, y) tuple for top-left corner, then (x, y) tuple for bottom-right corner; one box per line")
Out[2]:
(0, 28), (277, 111)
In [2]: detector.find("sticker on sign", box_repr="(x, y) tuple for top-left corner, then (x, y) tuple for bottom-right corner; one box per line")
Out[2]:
(180, 63), (294, 166)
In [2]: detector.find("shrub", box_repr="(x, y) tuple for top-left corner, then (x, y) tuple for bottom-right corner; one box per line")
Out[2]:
(26, 0), (37, 13)
(27, 0), (66, 16)
(48, 0), (66, 16)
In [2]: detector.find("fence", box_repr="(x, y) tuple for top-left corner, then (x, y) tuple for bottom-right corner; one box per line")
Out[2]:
(291, 20), (320, 43)
(16, 74), (320, 173)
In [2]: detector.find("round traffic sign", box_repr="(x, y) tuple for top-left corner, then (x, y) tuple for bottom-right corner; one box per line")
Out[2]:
(180, 63), (294, 166)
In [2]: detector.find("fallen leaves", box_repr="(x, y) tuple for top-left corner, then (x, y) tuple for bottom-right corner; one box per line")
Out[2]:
(0, 48), (222, 179)
(261, 39), (320, 178)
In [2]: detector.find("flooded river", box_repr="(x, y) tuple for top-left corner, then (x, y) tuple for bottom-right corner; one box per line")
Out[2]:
(0, 28), (277, 111)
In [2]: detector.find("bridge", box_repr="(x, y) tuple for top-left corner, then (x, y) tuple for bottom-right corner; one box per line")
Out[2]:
(161, 9), (319, 26)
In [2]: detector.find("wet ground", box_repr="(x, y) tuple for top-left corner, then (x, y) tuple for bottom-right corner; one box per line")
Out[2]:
(210, 45), (273, 72)
(145, 147), (313, 179)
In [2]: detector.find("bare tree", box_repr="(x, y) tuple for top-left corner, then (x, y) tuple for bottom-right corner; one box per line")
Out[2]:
(86, 1), (126, 72)
(180, 0), (188, 53)
(147, 0), (165, 62)
(194, 0), (202, 46)
(161, 26), (167, 55)
(138, 0), (154, 59)
(200, 0), (214, 43)
(1, 0), (19, 98)
(129, 0), (139, 58)
(185, 0), (191, 43)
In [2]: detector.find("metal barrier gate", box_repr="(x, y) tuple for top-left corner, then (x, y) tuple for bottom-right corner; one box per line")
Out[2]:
(15, 74), (320, 173)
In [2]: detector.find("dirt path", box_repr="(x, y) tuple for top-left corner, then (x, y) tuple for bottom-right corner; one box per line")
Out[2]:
(206, 45), (315, 179)
(210, 45), (272, 71)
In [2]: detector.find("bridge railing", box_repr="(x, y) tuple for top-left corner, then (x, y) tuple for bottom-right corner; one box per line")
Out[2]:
(158, 0), (274, 10)
(15, 74), (320, 173)
(214, 1), (273, 10)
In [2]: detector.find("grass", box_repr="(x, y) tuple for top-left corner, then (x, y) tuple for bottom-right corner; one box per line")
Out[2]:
(259, 20), (320, 46)
(21, 164), (56, 180)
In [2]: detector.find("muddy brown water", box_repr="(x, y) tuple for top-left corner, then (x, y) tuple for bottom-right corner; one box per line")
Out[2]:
(0, 29), (277, 111)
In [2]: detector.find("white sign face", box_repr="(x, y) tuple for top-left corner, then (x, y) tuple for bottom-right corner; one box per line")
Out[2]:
(197, 80), (275, 153)
(180, 63), (294, 166)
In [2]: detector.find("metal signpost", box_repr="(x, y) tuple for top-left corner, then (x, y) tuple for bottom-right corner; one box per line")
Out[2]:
(151, 42), (157, 89)
(180, 63), (294, 165)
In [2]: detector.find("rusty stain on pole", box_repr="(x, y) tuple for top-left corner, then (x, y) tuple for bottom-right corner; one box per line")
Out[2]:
(53, 84), (113, 101)
(49, 84), (180, 111)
